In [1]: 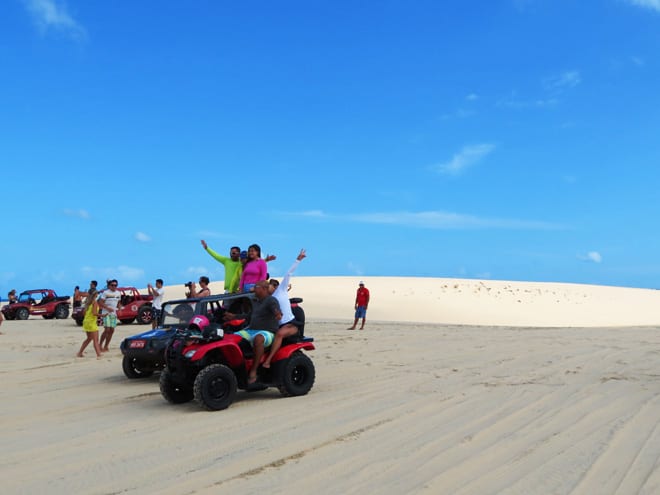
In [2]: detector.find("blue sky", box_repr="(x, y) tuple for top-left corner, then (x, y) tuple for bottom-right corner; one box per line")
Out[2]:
(2, 0), (660, 297)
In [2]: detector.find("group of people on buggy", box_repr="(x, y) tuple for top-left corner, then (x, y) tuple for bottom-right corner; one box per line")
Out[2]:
(193, 246), (307, 386)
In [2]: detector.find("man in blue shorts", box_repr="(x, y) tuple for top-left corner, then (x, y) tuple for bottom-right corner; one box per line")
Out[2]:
(228, 280), (282, 385)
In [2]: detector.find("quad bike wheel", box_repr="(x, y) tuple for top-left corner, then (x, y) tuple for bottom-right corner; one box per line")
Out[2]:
(278, 352), (316, 397)
(194, 364), (237, 411)
(122, 356), (155, 379)
(55, 304), (69, 319)
(137, 306), (153, 325)
(160, 369), (193, 404)
(16, 307), (30, 320)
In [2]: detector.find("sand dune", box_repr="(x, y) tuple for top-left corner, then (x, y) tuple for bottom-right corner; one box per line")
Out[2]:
(1, 277), (659, 494)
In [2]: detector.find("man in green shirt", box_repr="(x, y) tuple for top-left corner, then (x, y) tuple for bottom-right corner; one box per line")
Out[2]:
(200, 240), (242, 293)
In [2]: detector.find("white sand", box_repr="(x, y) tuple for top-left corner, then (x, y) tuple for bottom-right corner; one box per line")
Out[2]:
(1, 277), (660, 494)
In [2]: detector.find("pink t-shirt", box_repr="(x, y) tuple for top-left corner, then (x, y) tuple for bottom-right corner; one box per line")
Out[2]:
(239, 259), (267, 291)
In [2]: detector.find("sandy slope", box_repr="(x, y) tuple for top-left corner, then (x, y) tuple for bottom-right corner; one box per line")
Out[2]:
(165, 276), (660, 327)
(1, 278), (660, 494)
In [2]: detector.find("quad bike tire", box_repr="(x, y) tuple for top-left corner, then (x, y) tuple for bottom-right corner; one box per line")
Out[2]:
(122, 355), (155, 379)
(16, 308), (30, 320)
(137, 305), (153, 325)
(159, 369), (193, 404)
(278, 352), (316, 397)
(194, 364), (237, 411)
(55, 304), (69, 319)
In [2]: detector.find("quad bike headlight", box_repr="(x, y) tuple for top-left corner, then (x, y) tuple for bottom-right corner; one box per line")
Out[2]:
(184, 350), (197, 359)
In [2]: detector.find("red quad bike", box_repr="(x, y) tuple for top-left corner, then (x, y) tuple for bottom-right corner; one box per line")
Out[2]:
(160, 297), (315, 411)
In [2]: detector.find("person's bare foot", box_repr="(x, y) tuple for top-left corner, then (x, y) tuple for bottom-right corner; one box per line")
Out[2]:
(101, 347), (109, 352)
(76, 352), (84, 358)
(262, 361), (271, 369)
(96, 355), (102, 360)
(247, 374), (257, 384)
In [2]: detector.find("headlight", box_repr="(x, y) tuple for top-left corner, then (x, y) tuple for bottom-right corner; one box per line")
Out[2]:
(184, 350), (197, 358)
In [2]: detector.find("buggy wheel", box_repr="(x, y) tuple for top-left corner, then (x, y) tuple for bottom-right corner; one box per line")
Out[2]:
(122, 355), (154, 379)
(43, 315), (55, 319)
(137, 306), (153, 325)
(194, 364), (237, 411)
(55, 304), (69, 319)
(278, 352), (315, 397)
(16, 308), (29, 320)
(160, 368), (193, 404)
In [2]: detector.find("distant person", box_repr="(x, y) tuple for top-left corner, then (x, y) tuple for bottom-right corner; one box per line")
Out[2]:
(74, 280), (97, 308)
(0, 309), (4, 333)
(186, 276), (211, 298)
(73, 286), (85, 308)
(263, 249), (306, 369)
(200, 241), (243, 293)
(239, 244), (268, 292)
(77, 289), (103, 359)
(147, 279), (165, 329)
(8, 289), (18, 304)
(348, 281), (370, 330)
(98, 279), (122, 351)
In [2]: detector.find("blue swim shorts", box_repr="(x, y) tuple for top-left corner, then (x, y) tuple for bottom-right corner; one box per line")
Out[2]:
(236, 329), (274, 347)
(103, 313), (118, 328)
(355, 306), (367, 318)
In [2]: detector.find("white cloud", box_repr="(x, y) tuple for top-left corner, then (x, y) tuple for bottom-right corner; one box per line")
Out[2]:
(497, 94), (559, 109)
(431, 143), (495, 176)
(23, 0), (86, 40)
(625, 0), (660, 12)
(135, 232), (151, 242)
(349, 211), (561, 230)
(631, 56), (645, 66)
(579, 251), (603, 263)
(299, 210), (327, 218)
(543, 70), (581, 91)
(63, 208), (90, 219)
(277, 209), (562, 230)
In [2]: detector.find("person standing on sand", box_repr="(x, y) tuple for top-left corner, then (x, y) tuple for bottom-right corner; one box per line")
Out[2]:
(77, 289), (103, 358)
(147, 279), (165, 329)
(348, 281), (370, 330)
(98, 279), (122, 351)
